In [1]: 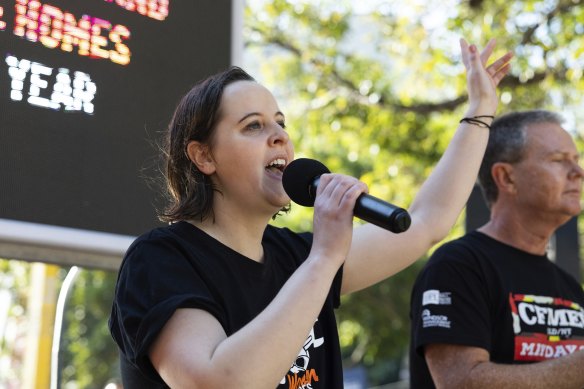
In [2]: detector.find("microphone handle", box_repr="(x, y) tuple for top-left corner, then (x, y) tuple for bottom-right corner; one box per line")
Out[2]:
(354, 194), (411, 233)
(310, 177), (411, 233)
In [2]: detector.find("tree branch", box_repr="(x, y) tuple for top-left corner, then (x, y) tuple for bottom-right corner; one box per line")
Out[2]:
(247, 20), (568, 115)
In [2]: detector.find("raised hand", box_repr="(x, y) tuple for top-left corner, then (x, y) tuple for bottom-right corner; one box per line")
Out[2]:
(461, 38), (513, 114)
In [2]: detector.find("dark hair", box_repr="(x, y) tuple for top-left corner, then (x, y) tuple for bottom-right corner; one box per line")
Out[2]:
(159, 66), (256, 223)
(477, 109), (564, 206)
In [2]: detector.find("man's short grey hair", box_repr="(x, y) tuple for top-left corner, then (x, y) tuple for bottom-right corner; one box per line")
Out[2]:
(477, 110), (564, 206)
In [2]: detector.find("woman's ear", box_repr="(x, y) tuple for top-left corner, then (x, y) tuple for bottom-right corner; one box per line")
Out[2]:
(491, 162), (516, 195)
(186, 141), (215, 175)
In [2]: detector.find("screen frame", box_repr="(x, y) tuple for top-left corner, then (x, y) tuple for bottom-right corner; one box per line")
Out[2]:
(0, 0), (243, 269)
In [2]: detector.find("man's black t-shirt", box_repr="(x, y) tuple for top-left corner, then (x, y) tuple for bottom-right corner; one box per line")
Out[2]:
(109, 221), (344, 388)
(409, 231), (584, 388)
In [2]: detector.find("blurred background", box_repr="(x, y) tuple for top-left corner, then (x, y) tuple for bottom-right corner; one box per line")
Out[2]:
(1, 0), (583, 387)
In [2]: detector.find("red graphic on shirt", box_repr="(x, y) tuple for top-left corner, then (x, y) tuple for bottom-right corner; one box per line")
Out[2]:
(509, 293), (584, 362)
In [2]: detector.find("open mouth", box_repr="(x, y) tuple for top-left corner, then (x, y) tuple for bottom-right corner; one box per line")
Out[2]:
(265, 158), (286, 173)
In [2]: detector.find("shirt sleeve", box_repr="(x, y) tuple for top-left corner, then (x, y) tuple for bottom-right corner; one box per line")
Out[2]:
(410, 243), (493, 357)
(109, 235), (224, 381)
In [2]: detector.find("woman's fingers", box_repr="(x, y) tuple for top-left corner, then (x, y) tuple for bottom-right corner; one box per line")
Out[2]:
(460, 38), (471, 69)
(467, 42), (483, 71)
(487, 51), (514, 73)
(461, 37), (513, 89)
(459, 39), (483, 71)
(487, 51), (513, 69)
(479, 38), (497, 66)
(491, 62), (512, 85)
(316, 174), (366, 209)
(484, 51), (513, 85)
(462, 37), (513, 76)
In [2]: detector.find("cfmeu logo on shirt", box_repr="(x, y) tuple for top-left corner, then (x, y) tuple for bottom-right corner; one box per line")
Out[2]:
(509, 293), (584, 362)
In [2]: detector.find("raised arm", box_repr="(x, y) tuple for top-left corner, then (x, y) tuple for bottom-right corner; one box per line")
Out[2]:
(426, 344), (584, 388)
(342, 39), (513, 294)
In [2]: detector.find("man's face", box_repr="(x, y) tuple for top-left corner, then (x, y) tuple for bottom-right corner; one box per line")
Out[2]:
(512, 122), (583, 223)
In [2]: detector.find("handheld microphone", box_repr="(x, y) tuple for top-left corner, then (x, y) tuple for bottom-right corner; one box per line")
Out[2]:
(282, 158), (411, 233)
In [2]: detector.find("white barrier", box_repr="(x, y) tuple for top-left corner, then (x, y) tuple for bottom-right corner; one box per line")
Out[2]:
(0, 219), (134, 270)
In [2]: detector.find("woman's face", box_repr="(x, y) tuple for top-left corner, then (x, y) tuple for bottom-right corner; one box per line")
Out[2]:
(206, 80), (295, 216)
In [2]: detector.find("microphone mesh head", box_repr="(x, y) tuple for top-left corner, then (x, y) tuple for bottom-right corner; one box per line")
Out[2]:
(282, 158), (330, 206)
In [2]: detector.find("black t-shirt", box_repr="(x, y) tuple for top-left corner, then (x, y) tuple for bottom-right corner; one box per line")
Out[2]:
(409, 231), (584, 388)
(109, 221), (344, 388)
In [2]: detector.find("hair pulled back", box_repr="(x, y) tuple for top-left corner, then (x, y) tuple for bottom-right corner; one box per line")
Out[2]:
(159, 66), (255, 223)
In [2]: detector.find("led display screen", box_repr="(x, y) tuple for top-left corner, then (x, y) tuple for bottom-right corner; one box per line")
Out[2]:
(0, 0), (233, 235)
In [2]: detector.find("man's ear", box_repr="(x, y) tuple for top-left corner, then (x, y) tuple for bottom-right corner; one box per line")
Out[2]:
(186, 141), (215, 175)
(491, 162), (516, 195)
